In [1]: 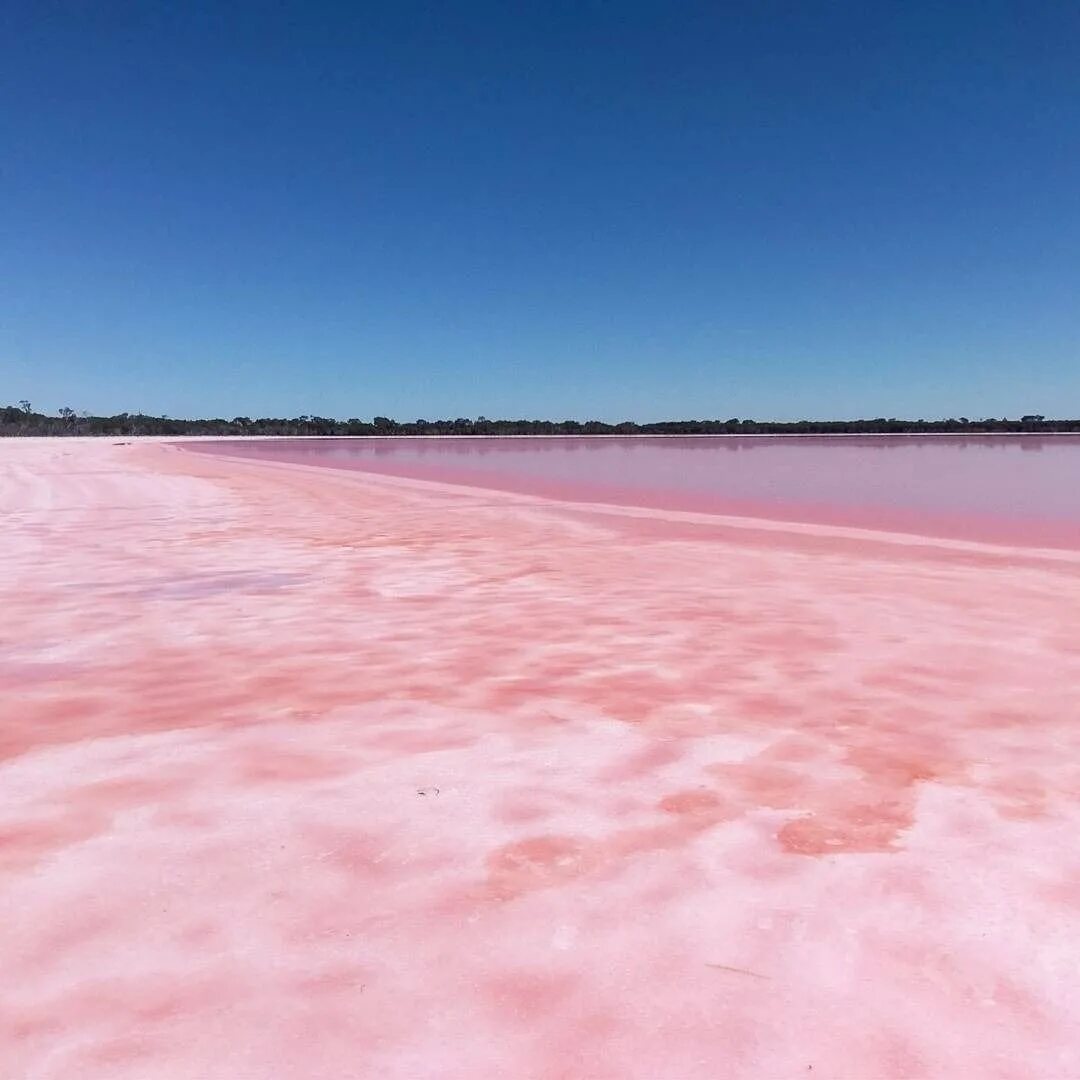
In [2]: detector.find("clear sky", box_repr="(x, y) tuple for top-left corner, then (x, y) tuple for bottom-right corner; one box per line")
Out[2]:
(3, 1), (1079, 421)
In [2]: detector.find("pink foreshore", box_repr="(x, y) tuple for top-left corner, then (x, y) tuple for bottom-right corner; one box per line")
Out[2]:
(4, 437), (1080, 1078)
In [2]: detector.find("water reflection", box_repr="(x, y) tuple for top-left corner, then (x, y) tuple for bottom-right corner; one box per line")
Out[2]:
(194, 436), (1080, 548)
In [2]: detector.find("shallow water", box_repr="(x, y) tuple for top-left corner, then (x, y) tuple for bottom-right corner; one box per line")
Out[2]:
(193, 436), (1080, 548)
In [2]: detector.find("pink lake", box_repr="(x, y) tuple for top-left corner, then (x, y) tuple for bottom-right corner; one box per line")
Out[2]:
(8, 437), (1080, 1078)
(192, 435), (1080, 549)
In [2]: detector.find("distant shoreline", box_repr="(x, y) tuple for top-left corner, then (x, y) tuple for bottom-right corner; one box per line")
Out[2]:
(125, 431), (1080, 439)
(3, 404), (1078, 439)
(191, 429), (1080, 438)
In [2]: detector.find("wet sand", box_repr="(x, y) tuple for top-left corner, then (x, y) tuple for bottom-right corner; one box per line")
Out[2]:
(3, 437), (1080, 1078)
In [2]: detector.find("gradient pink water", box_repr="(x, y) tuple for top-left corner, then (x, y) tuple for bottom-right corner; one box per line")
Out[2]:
(193, 436), (1080, 548)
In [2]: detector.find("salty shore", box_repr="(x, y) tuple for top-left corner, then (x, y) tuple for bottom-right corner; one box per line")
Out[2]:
(3, 437), (1080, 1078)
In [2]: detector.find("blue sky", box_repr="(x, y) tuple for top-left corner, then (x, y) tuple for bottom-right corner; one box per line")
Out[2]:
(3, 1), (1078, 421)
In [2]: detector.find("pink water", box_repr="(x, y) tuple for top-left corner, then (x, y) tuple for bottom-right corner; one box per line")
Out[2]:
(193, 436), (1080, 548)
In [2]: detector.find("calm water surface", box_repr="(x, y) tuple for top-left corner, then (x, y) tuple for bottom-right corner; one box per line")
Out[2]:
(193, 436), (1080, 548)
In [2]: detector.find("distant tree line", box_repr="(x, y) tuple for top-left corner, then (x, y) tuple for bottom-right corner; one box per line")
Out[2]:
(2, 402), (1075, 437)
